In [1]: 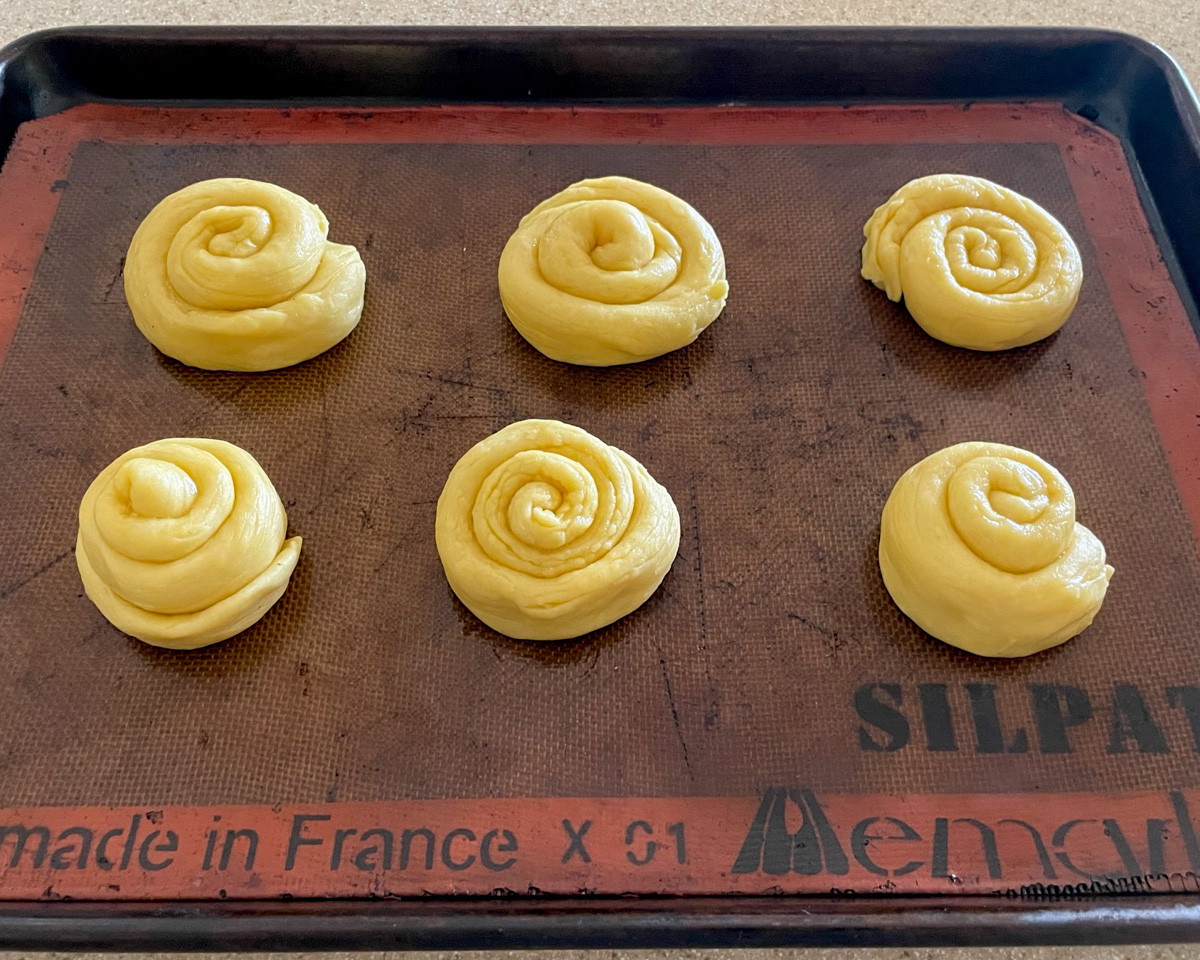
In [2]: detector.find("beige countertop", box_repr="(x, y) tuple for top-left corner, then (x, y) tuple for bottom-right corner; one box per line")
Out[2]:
(1, 1), (1198, 958)
(1, 0), (1199, 80)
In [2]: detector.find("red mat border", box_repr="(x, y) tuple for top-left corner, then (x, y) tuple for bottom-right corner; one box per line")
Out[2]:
(5, 791), (1200, 900)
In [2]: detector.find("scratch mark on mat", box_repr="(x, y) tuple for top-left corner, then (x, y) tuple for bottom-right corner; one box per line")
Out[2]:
(658, 655), (694, 780)
(786, 611), (846, 657)
(374, 537), (409, 574)
(100, 256), (125, 303)
(305, 464), (364, 518)
(217, 379), (253, 408)
(690, 486), (720, 730)
(0, 548), (71, 601)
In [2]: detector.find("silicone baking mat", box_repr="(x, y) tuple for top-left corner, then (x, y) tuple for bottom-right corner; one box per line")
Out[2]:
(0, 102), (1199, 900)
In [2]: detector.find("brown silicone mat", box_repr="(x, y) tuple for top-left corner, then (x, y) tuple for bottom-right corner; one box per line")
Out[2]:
(1, 104), (1200, 820)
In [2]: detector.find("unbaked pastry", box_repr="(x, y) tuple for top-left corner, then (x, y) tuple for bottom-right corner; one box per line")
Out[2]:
(436, 419), (681, 639)
(879, 441), (1112, 657)
(125, 178), (365, 371)
(76, 438), (301, 649)
(498, 176), (728, 365)
(862, 174), (1082, 350)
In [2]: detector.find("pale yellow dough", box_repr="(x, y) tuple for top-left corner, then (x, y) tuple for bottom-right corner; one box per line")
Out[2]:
(498, 176), (729, 366)
(879, 442), (1113, 658)
(124, 178), (366, 371)
(76, 438), (302, 650)
(435, 419), (681, 640)
(862, 174), (1083, 351)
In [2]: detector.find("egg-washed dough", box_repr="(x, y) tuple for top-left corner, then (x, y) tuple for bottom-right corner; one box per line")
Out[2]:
(498, 176), (729, 366)
(76, 438), (302, 650)
(124, 178), (366, 371)
(862, 174), (1083, 351)
(436, 419), (681, 640)
(879, 442), (1113, 658)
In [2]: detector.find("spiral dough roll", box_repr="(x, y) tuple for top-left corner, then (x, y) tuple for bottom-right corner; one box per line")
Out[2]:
(498, 176), (729, 366)
(879, 442), (1113, 657)
(436, 420), (681, 640)
(76, 438), (302, 649)
(862, 174), (1083, 351)
(125, 178), (366, 371)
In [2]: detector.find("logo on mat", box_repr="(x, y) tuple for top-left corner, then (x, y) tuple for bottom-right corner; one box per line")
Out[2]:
(732, 787), (849, 876)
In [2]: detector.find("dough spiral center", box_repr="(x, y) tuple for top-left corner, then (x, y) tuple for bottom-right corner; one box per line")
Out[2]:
(474, 445), (633, 577)
(118, 458), (198, 519)
(947, 453), (1073, 574)
(94, 445), (235, 563)
(943, 212), (1038, 293)
(166, 195), (327, 311)
(537, 200), (682, 304)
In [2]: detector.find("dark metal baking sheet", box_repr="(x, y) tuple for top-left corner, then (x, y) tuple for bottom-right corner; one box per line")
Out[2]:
(1, 26), (1200, 949)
